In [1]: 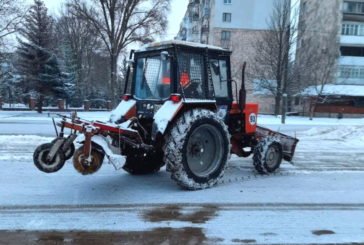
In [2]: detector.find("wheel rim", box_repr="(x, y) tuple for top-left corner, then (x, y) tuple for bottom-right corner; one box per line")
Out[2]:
(39, 149), (61, 169)
(186, 124), (224, 178)
(266, 144), (280, 168)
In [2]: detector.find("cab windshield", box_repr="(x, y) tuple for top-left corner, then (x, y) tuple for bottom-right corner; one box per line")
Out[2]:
(134, 55), (171, 100)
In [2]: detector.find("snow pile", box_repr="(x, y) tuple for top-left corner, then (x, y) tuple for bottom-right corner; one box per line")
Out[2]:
(301, 84), (364, 97)
(302, 126), (364, 142)
(259, 114), (364, 126)
(0, 111), (110, 122)
(2, 103), (28, 109)
(0, 135), (53, 161)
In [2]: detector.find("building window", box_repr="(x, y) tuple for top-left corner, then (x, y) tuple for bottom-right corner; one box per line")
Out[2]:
(192, 26), (199, 34)
(224, 0), (232, 4)
(342, 23), (364, 36)
(221, 31), (231, 49)
(341, 46), (364, 57)
(343, 1), (364, 14)
(340, 66), (364, 79)
(222, 13), (232, 22)
(221, 31), (231, 41)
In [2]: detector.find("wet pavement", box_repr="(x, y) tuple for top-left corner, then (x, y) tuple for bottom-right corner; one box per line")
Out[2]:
(0, 228), (211, 245)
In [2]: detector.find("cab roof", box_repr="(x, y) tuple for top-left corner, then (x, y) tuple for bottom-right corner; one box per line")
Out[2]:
(137, 40), (231, 54)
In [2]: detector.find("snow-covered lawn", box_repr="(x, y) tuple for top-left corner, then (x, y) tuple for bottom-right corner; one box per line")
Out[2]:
(0, 110), (364, 244)
(1, 110), (364, 125)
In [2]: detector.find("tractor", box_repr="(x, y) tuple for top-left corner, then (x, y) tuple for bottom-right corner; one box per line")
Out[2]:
(33, 40), (298, 190)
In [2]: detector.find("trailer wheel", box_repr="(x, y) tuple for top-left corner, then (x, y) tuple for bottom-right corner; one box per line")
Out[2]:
(73, 147), (104, 175)
(253, 137), (283, 174)
(123, 151), (164, 175)
(33, 143), (66, 173)
(164, 109), (231, 190)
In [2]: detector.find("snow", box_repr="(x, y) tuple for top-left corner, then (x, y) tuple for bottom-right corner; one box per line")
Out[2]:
(2, 103), (28, 109)
(139, 40), (227, 52)
(109, 100), (136, 123)
(301, 84), (364, 97)
(153, 100), (183, 134)
(1, 111), (364, 243)
(259, 114), (364, 126)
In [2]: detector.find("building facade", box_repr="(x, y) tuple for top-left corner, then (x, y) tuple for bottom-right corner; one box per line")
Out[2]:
(176, 0), (283, 113)
(297, 0), (364, 116)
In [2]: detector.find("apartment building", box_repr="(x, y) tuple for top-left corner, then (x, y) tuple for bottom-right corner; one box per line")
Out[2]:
(298, 0), (364, 116)
(340, 0), (364, 85)
(176, 0), (283, 113)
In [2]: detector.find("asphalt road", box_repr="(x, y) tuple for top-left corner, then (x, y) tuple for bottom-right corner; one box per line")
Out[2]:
(0, 117), (363, 244)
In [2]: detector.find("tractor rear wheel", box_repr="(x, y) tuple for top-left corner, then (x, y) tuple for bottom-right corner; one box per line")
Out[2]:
(123, 151), (164, 175)
(164, 109), (230, 190)
(253, 137), (283, 174)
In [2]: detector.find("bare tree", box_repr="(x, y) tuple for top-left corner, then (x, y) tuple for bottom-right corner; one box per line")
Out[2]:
(251, 0), (297, 116)
(295, 0), (341, 119)
(0, 0), (26, 40)
(68, 0), (170, 104)
(297, 32), (340, 119)
(57, 7), (103, 100)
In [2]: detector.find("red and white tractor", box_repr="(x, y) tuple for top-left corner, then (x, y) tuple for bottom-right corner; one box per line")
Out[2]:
(33, 40), (298, 190)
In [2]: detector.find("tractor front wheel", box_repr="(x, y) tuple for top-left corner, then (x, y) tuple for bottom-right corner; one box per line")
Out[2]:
(253, 137), (283, 174)
(33, 143), (66, 173)
(164, 109), (230, 190)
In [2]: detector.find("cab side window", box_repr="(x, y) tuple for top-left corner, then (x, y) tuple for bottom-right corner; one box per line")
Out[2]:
(178, 53), (205, 98)
(209, 59), (229, 98)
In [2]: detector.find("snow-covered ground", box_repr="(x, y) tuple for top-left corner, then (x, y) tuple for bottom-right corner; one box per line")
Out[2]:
(0, 110), (364, 244)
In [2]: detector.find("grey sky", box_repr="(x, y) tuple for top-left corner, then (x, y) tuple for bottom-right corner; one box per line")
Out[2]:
(25, 0), (189, 40)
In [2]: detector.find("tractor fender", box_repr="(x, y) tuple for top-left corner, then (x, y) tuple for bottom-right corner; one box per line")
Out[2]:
(152, 100), (183, 139)
(109, 99), (137, 123)
(152, 99), (217, 140)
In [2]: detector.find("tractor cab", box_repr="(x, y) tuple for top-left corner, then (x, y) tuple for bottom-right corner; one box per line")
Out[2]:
(121, 40), (234, 120)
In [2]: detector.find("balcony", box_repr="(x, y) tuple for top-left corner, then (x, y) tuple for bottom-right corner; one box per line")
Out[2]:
(337, 64), (364, 85)
(343, 1), (364, 21)
(341, 35), (364, 45)
(340, 56), (364, 66)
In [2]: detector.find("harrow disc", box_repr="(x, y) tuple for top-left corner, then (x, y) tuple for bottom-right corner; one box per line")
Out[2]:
(73, 147), (104, 175)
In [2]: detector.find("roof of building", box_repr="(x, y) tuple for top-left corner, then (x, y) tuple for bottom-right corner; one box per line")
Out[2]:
(302, 84), (364, 97)
(138, 40), (229, 52)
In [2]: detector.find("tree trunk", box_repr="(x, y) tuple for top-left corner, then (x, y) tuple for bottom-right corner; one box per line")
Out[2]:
(309, 97), (317, 120)
(110, 54), (118, 106)
(274, 95), (281, 116)
(37, 95), (44, 114)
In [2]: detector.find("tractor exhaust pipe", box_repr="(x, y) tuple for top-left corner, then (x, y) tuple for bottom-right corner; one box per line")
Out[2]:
(239, 62), (247, 111)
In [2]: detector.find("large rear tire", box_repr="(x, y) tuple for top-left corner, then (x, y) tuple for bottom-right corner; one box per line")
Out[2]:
(123, 151), (164, 175)
(253, 137), (283, 174)
(164, 109), (231, 190)
(33, 143), (66, 173)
